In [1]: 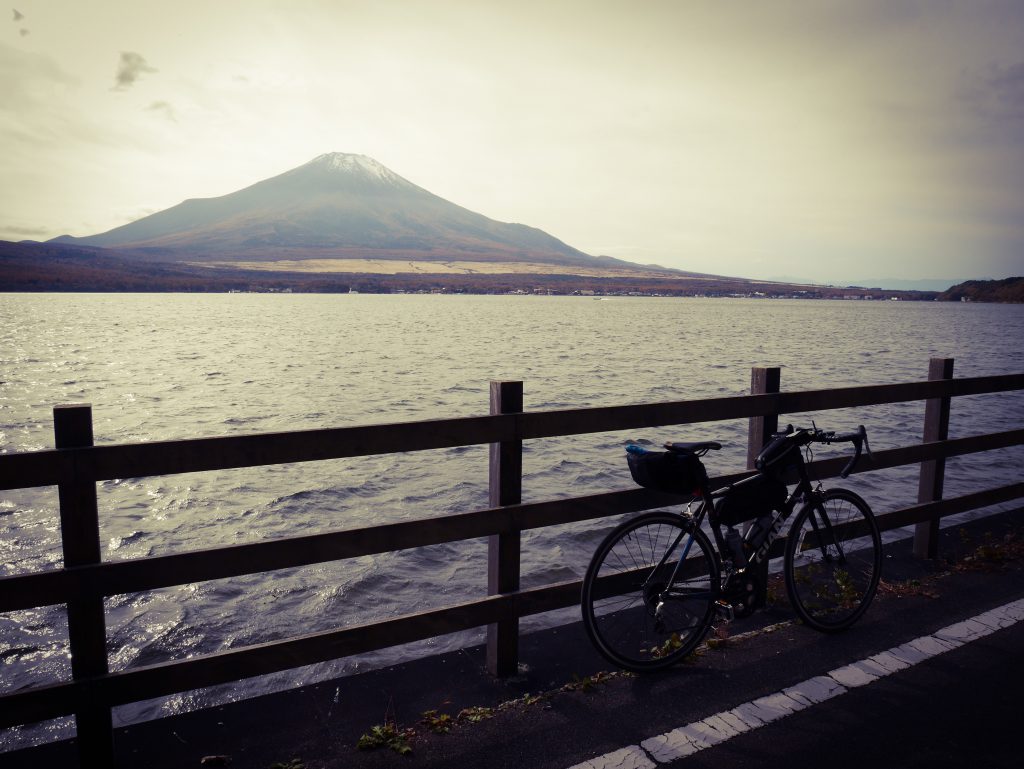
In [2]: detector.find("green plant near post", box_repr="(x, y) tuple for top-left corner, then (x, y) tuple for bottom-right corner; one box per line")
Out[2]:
(420, 709), (454, 733)
(357, 723), (414, 755)
(457, 705), (495, 723)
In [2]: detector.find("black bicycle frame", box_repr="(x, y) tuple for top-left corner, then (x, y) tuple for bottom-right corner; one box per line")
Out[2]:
(644, 437), (846, 601)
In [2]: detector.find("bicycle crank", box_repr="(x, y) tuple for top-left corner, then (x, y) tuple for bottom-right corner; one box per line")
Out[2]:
(723, 571), (763, 618)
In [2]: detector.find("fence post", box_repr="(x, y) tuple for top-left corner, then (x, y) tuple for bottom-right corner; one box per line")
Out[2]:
(54, 404), (114, 768)
(913, 358), (955, 559)
(747, 367), (781, 469)
(486, 381), (522, 677)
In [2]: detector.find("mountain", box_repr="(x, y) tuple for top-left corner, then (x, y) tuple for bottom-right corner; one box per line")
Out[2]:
(50, 153), (641, 270)
(936, 277), (1024, 303)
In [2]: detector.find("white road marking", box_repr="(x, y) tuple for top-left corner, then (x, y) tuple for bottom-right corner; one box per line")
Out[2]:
(568, 597), (1024, 769)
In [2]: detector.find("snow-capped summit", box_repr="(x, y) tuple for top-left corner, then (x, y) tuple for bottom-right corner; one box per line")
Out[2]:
(301, 152), (414, 188)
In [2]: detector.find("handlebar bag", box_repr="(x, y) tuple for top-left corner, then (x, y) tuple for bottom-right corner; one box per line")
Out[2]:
(717, 474), (788, 526)
(756, 440), (801, 476)
(626, 450), (708, 495)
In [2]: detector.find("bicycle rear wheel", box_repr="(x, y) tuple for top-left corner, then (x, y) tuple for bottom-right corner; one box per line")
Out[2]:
(581, 512), (719, 672)
(784, 488), (881, 632)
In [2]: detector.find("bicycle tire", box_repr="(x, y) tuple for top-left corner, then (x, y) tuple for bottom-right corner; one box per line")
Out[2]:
(581, 512), (719, 672)
(783, 488), (881, 632)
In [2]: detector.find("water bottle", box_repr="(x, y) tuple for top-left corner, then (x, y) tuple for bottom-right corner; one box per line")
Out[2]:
(744, 515), (773, 551)
(725, 527), (744, 567)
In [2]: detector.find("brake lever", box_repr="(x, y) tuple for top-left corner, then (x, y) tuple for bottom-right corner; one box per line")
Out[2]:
(841, 435), (863, 479)
(860, 425), (872, 459)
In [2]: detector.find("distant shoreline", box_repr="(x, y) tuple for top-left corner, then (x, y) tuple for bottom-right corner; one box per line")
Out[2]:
(0, 241), (945, 301)
(6, 241), (1020, 301)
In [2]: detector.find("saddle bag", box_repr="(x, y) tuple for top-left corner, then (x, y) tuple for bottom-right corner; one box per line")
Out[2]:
(626, 449), (708, 496)
(716, 474), (788, 526)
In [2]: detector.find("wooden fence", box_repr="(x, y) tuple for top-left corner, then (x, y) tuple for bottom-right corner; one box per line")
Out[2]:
(1, 358), (1023, 767)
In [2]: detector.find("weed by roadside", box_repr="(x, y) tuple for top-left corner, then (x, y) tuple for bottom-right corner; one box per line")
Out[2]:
(877, 577), (941, 599)
(456, 705), (495, 724)
(356, 722), (415, 755)
(355, 673), (636, 756)
(954, 530), (1024, 571)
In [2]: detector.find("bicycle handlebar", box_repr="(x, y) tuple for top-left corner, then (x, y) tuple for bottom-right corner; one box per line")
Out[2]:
(760, 424), (871, 478)
(822, 425), (870, 478)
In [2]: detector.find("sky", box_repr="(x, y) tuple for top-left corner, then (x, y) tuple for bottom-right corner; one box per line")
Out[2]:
(2, 1), (1023, 285)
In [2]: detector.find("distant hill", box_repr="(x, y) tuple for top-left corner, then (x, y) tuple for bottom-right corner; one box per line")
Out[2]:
(937, 277), (1024, 303)
(848, 278), (968, 292)
(49, 152), (689, 277)
(2, 239), (944, 299)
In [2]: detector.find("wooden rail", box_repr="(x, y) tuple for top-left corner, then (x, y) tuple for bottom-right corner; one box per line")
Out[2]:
(1, 359), (1022, 767)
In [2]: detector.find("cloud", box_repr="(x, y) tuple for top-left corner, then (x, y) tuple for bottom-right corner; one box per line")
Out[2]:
(113, 51), (157, 90)
(146, 100), (177, 122)
(2, 224), (51, 238)
(12, 6), (27, 34)
(986, 61), (1024, 117)
(0, 42), (78, 109)
(959, 59), (1024, 143)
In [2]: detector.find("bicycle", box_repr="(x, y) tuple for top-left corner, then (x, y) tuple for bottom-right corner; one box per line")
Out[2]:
(580, 425), (882, 672)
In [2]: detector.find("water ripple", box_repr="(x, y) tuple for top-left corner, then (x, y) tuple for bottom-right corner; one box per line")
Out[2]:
(1, 294), (1022, 749)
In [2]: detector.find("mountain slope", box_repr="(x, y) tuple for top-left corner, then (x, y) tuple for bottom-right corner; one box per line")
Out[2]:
(937, 277), (1024, 303)
(52, 153), (626, 268)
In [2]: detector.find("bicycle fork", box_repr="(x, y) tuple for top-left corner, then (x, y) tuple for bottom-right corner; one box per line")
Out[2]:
(806, 500), (847, 565)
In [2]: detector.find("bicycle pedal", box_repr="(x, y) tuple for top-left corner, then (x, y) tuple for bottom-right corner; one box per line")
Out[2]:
(714, 600), (735, 621)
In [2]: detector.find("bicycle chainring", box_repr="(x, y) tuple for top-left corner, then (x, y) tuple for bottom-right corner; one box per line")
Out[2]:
(723, 570), (763, 618)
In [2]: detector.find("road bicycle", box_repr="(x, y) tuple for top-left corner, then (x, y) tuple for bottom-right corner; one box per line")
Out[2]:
(581, 425), (882, 672)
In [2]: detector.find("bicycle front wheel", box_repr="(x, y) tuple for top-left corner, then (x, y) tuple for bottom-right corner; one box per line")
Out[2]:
(784, 488), (881, 632)
(581, 512), (719, 672)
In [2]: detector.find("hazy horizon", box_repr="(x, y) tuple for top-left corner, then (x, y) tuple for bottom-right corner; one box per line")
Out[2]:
(3, 2), (1022, 286)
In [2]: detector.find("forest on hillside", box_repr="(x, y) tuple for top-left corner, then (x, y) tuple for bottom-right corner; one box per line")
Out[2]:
(937, 278), (1024, 303)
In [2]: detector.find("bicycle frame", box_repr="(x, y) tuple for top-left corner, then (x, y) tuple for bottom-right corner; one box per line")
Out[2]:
(667, 440), (826, 592)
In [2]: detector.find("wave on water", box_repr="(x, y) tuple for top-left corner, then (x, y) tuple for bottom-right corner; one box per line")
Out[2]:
(1, 295), (1023, 750)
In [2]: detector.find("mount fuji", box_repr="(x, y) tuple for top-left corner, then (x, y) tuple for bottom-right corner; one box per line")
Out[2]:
(50, 153), (643, 272)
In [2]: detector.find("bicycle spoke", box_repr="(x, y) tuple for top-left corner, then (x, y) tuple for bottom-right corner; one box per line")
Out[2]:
(784, 490), (880, 632)
(582, 513), (718, 671)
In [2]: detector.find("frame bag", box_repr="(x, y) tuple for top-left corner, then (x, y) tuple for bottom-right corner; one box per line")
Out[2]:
(716, 474), (788, 526)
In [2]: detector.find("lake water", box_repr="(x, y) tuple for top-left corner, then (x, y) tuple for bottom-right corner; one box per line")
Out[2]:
(2, 293), (1023, 749)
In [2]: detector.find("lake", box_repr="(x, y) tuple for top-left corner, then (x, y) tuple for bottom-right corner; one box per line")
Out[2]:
(2, 293), (1023, 748)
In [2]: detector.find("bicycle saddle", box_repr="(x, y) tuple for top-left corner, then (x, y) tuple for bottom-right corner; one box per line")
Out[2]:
(664, 441), (722, 454)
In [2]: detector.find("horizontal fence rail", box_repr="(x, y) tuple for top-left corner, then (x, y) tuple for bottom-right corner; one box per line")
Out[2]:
(1, 361), (1023, 767)
(4, 427), (1024, 616)
(4, 373), (1023, 492)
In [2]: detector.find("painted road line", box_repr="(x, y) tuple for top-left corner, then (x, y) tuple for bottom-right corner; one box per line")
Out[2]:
(568, 597), (1024, 769)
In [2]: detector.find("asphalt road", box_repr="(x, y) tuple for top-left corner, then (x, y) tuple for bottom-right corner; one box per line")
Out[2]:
(661, 619), (1024, 769)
